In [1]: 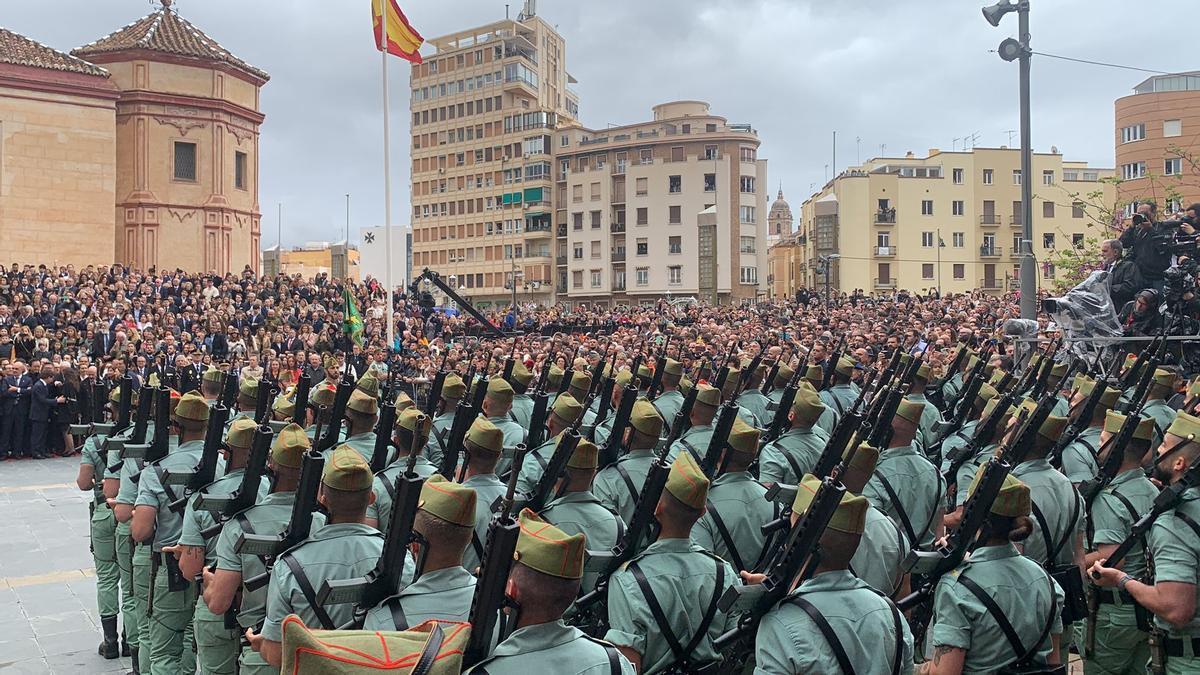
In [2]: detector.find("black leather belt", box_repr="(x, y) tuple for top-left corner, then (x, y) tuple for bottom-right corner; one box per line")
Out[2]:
(1095, 588), (1136, 605)
(1164, 635), (1200, 657)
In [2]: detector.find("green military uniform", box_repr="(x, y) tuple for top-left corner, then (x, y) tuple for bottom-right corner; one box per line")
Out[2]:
(461, 418), (508, 572)
(758, 384), (827, 486)
(212, 425), (324, 675)
(1061, 380), (1120, 484)
(1143, 371), (1180, 448)
(940, 367), (966, 411)
(538, 439), (624, 594)
(845, 445), (910, 597)
(423, 374), (465, 467)
(513, 394), (584, 495)
(604, 452), (738, 673)
(907, 391), (944, 457)
(81, 429), (121, 652)
(508, 361), (535, 429)
(261, 447), (408, 641)
(593, 401), (663, 524)
(754, 473), (914, 674)
(466, 509), (635, 674)
(737, 387), (772, 427)
(863, 423), (944, 549)
(369, 408), (437, 533)
(820, 359), (862, 422)
(1012, 458), (1083, 567)
(365, 475), (478, 630)
(136, 393), (210, 675)
(110, 426), (153, 669)
(667, 383), (721, 463)
(322, 388), (379, 464)
(948, 400), (1015, 510)
(178, 419), (266, 675)
(651, 359), (684, 430)
(938, 419), (980, 474)
(929, 472), (1066, 672)
(693, 419), (776, 573)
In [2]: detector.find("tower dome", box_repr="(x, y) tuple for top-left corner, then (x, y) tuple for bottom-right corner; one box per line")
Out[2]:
(768, 186), (793, 238)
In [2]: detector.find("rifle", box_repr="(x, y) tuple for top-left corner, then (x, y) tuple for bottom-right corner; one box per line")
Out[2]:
(291, 371), (311, 426)
(239, 448), (326, 591)
(370, 391), (398, 473)
(760, 360), (781, 397)
(599, 371), (636, 470)
(700, 399), (739, 478)
(1050, 353), (1121, 470)
(194, 424), (272, 540)
(941, 388), (1017, 509)
(589, 374), (617, 438)
(462, 446), (527, 669)
(928, 343), (970, 412)
(647, 335), (669, 400)
(219, 365), (239, 409)
(673, 378), (702, 436)
(1093, 452), (1200, 575)
(820, 334), (847, 391)
(1028, 341), (1060, 400)
(166, 402), (232, 512)
(423, 349), (449, 418)
(113, 375), (134, 434)
(126, 387), (171, 463)
(319, 415), (429, 627)
(736, 340), (767, 396)
(501, 338), (519, 381)
(586, 341), (613, 401)
(525, 392), (591, 511)
(931, 344), (992, 450)
(129, 382), (154, 446)
(436, 364), (478, 480)
(525, 351), (555, 451)
(712, 340), (743, 393)
(316, 370), (354, 453)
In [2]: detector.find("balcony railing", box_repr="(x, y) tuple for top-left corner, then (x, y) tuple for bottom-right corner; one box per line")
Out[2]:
(979, 245), (1002, 258)
(979, 214), (1001, 225)
(556, 224), (567, 237)
(613, 282), (627, 291)
(874, 245), (897, 257)
(979, 278), (1004, 290)
(611, 222), (626, 234)
(612, 162), (627, 175)
(556, 283), (567, 294)
(555, 255), (567, 265)
(525, 222), (552, 234)
(875, 209), (897, 224)
(612, 251), (626, 262)
(874, 278), (897, 289)
(1010, 215), (1023, 226)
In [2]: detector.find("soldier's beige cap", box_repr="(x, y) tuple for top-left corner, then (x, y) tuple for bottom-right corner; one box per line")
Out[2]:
(281, 615), (469, 675)
(835, 356), (856, 377)
(355, 373), (380, 399)
(969, 468), (1030, 518)
(1151, 368), (1176, 391)
(665, 451), (709, 509)
(774, 364), (795, 387)
(568, 371), (592, 397)
(728, 417), (760, 457)
(466, 417), (504, 455)
(1103, 410), (1155, 442)
(791, 474), (868, 535)
(547, 365), (565, 388)
(803, 364), (824, 387)
(322, 354), (338, 370)
(664, 359), (684, 376)
(486, 378), (514, 405)
(322, 445), (373, 491)
(173, 391), (210, 423)
(510, 361), (533, 387)
(842, 442), (879, 475)
(694, 383), (721, 408)
(394, 391), (414, 411)
(441, 374), (466, 400)
(225, 417), (257, 449)
(896, 399), (924, 424)
(630, 399), (664, 437)
(202, 367), (225, 384)
(310, 382), (337, 407)
(513, 508), (585, 579)
(347, 389), (379, 416)
(566, 438), (599, 470)
(721, 369), (740, 397)
(615, 369), (633, 388)
(1167, 411), (1200, 442)
(396, 408), (432, 436)
(272, 392), (295, 418)
(791, 383), (826, 426)
(271, 423), (310, 469)
(419, 475), (476, 527)
(238, 377), (259, 401)
(550, 393), (583, 426)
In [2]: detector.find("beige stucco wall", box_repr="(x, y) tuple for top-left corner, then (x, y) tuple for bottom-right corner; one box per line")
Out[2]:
(0, 84), (116, 267)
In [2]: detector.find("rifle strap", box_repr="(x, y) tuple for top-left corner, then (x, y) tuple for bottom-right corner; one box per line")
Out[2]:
(411, 621), (444, 675)
(387, 596), (409, 631)
(614, 462), (640, 510)
(1174, 510), (1200, 540)
(152, 463), (179, 506)
(705, 499), (747, 574)
(280, 552), (336, 630)
(783, 450), (805, 486)
(629, 556), (725, 668)
(433, 424), (449, 452)
(958, 572), (1057, 668)
(679, 439), (700, 464)
(1088, 488), (1141, 550)
(470, 530), (485, 564)
(580, 636), (624, 675)
(874, 474), (918, 547)
(382, 471), (397, 503)
(1031, 494), (1079, 568)
(790, 596), (857, 675)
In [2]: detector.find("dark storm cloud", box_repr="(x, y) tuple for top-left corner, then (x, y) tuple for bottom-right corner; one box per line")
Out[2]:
(6, 0), (1193, 247)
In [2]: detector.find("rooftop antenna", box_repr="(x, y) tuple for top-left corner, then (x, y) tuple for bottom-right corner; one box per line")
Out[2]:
(1004, 129), (1017, 146)
(879, 143), (886, 157)
(505, 4), (510, 20)
(952, 137), (960, 151)
(856, 136), (861, 164)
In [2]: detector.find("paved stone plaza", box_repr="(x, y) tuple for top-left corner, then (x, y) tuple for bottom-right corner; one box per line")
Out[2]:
(0, 456), (129, 674)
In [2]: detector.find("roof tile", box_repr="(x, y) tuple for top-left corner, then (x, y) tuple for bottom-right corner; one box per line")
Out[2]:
(0, 26), (109, 78)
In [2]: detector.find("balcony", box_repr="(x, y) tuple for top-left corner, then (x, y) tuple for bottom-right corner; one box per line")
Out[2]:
(611, 222), (626, 234)
(525, 221), (553, 235)
(979, 214), (1002, 226)
(1010, 215), (1023, 227)
(875, 209), (897, 224)
(556, 255), (567, 266)
(556, 224), (567, 237)
(874, 278), (897, 289)
(874, 245), (897, 257)
(979, 278), (1004, 290)
(612, 251), (626, 262)
(613, 281), (627, 291)
(612, 161), (627, 175)
(556, 282), (567, 294)
(979, 245), (1002, 258)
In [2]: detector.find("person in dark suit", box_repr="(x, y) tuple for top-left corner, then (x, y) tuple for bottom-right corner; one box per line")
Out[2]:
(179, 351), (205, 393)
(89, 330), (113, 359)
(0, 363), (17, 458)
(29, 365), (62, 460)
(5, 363), (33, 458)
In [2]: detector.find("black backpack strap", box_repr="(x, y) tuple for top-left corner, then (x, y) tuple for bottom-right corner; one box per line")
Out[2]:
(790, 595), (856, 675)
(874, 473), (918, 547)
(381, 471), (398, 502)
(411, 621), (444, 675)
(705, 499), (747, 573)
(614, 462), (640, 509)
(679, 439), (700, 463)
(280, 552), (336, 630)
(470, 529), (485, 564)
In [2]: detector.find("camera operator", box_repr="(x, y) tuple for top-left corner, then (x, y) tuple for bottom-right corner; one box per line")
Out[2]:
(1119, 202), (1173, 289)
(1118, 289), (1165, 351)
(1101, 238), (1142, 309)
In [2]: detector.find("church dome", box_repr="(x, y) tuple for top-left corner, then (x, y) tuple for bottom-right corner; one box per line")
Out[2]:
(769, 188), (791, 221)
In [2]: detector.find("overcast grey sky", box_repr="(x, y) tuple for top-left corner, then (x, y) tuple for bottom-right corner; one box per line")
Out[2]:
(8, 0), (1194, 247)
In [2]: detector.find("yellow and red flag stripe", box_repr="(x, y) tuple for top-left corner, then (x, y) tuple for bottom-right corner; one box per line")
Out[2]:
(372, 0), (424, 63)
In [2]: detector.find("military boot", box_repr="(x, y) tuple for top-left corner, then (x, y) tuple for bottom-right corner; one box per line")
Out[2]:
(98, 615), (119, 659)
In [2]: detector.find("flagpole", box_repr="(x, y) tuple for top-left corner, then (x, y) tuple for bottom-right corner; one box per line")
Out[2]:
(380, 1), (395, 352)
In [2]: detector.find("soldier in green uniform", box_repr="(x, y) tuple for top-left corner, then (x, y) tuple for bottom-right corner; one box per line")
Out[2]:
(800, 364), (840, 437)
(820, 356), (862, 425)
(650, 358), (685, 432)
(368, 408), (437, 533)
(924, 471), (1066, 674)
(944, 397), (1015, 528)
(364, 475), (478, 629)
(1079, 411), (1158, 674)
(937, 383), (998, 475)
(483, 377), (527, 477)
(758, 383), (829, 487)
(132, 390), (208, 675)
(907, 362), (945, 457)
(331, 389), (379, 463)
(202, 424), (323, 675)
(460, 417), (508, 572)
(838, 442), (911, 597)
(106, 386), (151, 675)
(1144, 368), (1181, 448)
(864, 399), (945, 548)
(248, 445), (393, 669)
(465, 509), (635, 674)
(735, 362), (773, 425)
(1047, 362), (1072, 418)
(938, 351), (975, 413)
(764, 364), (795, 408)
(1091, 412), (1200, 675)
(424, 373), (465, 466)
(667, 383), (720, 462)
(77, 403), (122, 660)
(544, 364), (565, 411)
(594, 400), (665, 524)
(1061, 377), (1120, 485)
(513, 393), (583, 494)
(508, 361), (535, 428)
(591, 370), (633, 449)
(719, 367), (762, 427)
(171, 417), (272, 675)
(604, 452), (739, 673)
(538, 438), (624, 594)
(752, 473), (914, 674)
(693, 418), (775, 574)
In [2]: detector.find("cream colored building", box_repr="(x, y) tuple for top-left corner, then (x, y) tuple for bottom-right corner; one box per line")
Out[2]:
(555, 101), (768, 307)
(408, 5), (578, 310)
(0, 28), (118, 267)
(793, 147), (1115, 296)
(262, 242), (360, 280)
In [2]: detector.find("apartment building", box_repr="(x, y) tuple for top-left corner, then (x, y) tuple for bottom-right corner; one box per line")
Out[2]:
(792, 147), (1115, 295)
(408, 9), (578, 309)
(554, 101), (768, 307)
(1115, 72), (1200, 211)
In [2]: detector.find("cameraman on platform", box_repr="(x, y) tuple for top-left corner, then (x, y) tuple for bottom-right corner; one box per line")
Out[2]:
(1119, 202), (1173, 289)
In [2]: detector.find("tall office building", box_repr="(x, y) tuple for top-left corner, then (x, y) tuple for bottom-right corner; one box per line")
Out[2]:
(409, 3), (578, 310)
(792, 147), (1114, 296)
(554, 101), (767, 307)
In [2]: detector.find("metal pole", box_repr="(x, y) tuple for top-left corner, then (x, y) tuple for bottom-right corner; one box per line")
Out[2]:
(380, 3), (395, 349)
(1017, 1), (1037, 320)
(277, 202), (282, 248)
(937, 228), (941, 296)
(345, 194), (350, 245)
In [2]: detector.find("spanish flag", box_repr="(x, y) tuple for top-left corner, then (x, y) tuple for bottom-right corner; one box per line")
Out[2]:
(372, 0), (423, 63)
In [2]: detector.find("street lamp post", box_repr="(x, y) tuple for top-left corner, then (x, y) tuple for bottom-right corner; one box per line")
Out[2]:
(983, 0), (1036, 320)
